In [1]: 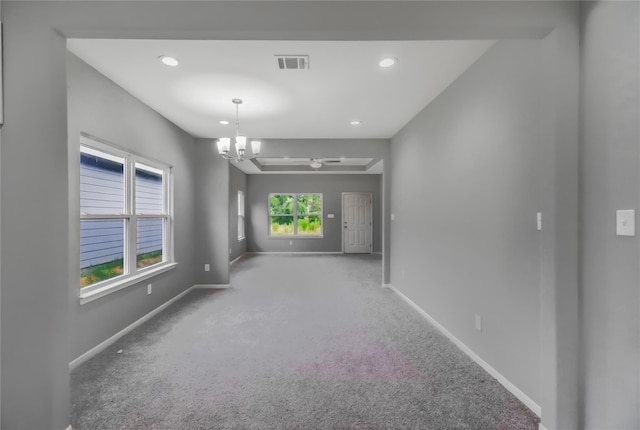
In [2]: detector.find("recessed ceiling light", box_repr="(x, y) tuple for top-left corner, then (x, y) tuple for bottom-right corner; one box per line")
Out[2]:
(158, 55), (179, 67)
(378, 57), (397, 68)
(350, 120), (362, 126)
(219, 120), (230, 125)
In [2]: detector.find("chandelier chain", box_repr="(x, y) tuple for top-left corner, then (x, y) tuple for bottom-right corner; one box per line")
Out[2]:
(235, 102), (240, 138)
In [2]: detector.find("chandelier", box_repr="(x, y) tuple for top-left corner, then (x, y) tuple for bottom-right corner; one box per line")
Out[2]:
(217, 98), (261, 162)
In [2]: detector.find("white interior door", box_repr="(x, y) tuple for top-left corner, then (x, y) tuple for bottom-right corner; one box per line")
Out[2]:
(343, 192), (372, 253)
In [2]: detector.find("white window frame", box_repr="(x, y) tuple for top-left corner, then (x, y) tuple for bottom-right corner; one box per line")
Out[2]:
(79, 135), (175, 304)
(268, 192), (323, 238)
(238, 190), (245, 241)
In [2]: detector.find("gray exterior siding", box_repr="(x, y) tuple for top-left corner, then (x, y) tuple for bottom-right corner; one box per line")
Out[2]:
(80, 219), (124, 268)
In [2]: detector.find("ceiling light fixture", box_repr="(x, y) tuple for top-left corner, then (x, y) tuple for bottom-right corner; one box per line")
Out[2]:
(217, 99), (261, 162)
(378, 57), (397, 68)
(310, 159), (323, 169)
(350, 120), (362, 126)
(158, 55), (179, 67)
(219, 120), (230, 125)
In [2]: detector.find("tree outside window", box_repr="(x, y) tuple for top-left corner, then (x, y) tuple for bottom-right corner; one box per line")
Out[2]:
(269, 193), (322, 237)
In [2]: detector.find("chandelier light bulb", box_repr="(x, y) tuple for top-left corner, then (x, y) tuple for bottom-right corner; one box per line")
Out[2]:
(251, 140), (262, 155)
(217, 138), (231, 154)
(235, 136), (247, 151)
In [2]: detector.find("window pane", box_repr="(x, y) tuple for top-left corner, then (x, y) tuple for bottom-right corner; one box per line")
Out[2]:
(80, 147), (124, 215)
(137, 218), (164, 268)
(297, 215), (323, 235)
(80, 219), (125, 287)
(270, 194), (294, 215)
(136, 163), (164, 214)
(297, 194), (322, 215)
(238, 215), (244, 240)
(238, 191), (244, 216)
(270, 216), (294, 235)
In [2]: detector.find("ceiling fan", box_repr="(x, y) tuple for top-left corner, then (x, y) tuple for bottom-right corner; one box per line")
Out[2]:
(309, 158), (341, 169)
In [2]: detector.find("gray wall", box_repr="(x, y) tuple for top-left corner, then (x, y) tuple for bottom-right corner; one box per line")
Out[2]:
(247, 174), (382, 253)
(67, 53), (198, 361)
(580, 2), (640, 428)
(229, 165), (248, 261)
(0, 1), (581, 429)
(390, 40), (544, 406)
(256, 139), (390, 280)
(194, 139), (230, 285)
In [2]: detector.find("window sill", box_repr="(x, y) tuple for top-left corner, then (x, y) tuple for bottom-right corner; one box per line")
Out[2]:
(79, 262), (178, 305)
(268, 236), (324, 240)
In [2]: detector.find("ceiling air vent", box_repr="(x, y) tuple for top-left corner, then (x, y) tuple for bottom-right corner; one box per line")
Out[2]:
(275, 55), (309, 70)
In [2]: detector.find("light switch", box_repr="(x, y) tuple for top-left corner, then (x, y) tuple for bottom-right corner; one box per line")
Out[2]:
(391, 213), (395, 221)
(537, 212), (542, 231)
(327, 213), (335, 219)
(616, 210), (635, 236)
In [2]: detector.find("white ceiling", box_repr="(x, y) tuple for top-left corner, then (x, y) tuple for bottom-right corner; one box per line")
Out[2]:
(67, 39), (495, 140)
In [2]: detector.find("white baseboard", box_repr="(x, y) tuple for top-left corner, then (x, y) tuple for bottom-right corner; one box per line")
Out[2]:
(249, 251), (343, 255)
(230, 253), (246, 265)
(538, 424), (549, 430)
(69, 286), (194, 371)
(386, 284), (542, 417)
(193, 284), (231, 289)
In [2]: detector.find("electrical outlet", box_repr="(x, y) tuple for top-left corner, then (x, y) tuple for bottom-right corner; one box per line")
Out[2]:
(616, 210), (635, 236)
(147, 284), (152, 295)
(475, 314), (482, 331)
(204, 264), (210, 272)
(289, 241), (293, 245)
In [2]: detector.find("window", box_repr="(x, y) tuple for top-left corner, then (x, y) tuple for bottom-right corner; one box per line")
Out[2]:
(80, 135), (173, 298)
(238, 190), (245, 240)
(269, 193), (322, 237)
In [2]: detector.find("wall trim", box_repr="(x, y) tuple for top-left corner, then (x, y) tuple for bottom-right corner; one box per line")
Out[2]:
(385, 283), (542, 417)
(230, 253), (247, 265)
(249, 251), (342, 255)
(193, 284), (231, 289)
(69, 286), (194, 371)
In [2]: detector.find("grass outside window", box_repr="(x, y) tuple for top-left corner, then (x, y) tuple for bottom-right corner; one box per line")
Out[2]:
(80, 250), (163, 287)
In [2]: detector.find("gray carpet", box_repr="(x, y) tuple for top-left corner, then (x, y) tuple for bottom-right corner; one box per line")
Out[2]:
(71, 254), (539, 429)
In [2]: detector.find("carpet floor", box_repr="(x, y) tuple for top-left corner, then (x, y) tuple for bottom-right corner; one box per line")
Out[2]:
(71, 254), (539, 429)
